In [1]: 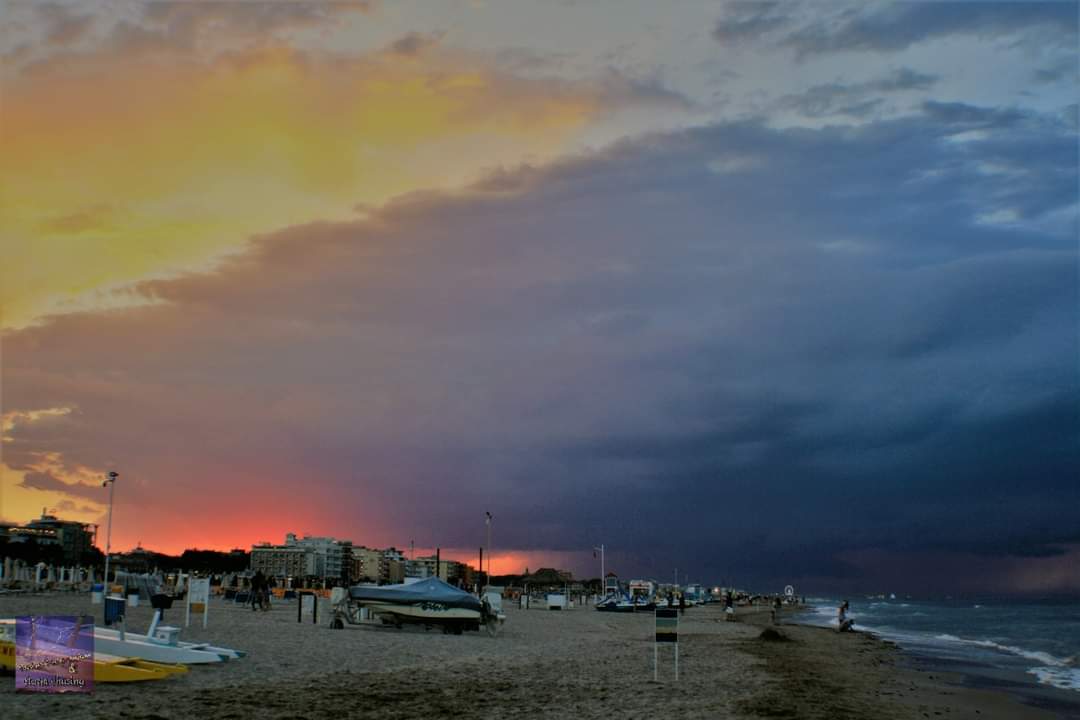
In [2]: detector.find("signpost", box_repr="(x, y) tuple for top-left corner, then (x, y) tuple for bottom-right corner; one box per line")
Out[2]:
(654, 607), (679, 681)
(784, 585), (795, 601)
(186, 577), (210, 629)
(298, 591), (318, 624)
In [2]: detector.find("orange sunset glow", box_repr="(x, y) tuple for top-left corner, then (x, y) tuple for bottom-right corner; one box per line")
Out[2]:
(0, 2), (678, 562)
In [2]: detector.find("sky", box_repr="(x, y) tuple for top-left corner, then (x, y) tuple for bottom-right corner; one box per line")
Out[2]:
(0, 1), (1077, 595)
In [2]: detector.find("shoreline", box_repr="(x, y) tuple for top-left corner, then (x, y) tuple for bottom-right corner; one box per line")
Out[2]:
(0, 592), (1076, 718)
(764, 605), (1080, 719)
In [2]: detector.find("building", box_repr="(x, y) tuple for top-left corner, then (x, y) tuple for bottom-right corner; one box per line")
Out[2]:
(406, 556), (449, 581)
(110, 545), (160, 573)
(283, 534), (352, 581)
(251, 533), (354, 582)
(351, 546), (382, 583)
(381, 548), (406, 584)
(250, 543), (316, 579)
(3, 511), (95, 564)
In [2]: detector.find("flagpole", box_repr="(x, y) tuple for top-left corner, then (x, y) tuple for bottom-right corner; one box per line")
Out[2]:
(484, 512), (492, 590)
(593, 544), (604, 596)
(102, 472), (118, 589)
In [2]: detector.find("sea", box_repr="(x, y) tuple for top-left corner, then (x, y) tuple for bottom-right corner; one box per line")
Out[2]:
(798, 596), (1080, 700)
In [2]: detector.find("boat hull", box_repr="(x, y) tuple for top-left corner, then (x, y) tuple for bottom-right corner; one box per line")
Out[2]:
(0, 639), (186, 682)
(94, 627), (243, 660)
(366, 602), (481, 623)
(92, 633), (228, 664)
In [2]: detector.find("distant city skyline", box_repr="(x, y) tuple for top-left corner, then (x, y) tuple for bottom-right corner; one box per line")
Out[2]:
(1, 1), (1077, 596)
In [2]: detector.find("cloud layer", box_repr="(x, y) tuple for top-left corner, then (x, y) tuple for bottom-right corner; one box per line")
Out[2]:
(3, 96), (1076, 592)
(2, 1), (1077, 595)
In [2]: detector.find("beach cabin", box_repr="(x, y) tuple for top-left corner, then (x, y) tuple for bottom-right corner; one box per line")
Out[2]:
(604, 572), (620, 596)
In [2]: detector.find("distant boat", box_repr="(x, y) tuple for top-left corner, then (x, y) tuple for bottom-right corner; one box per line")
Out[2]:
(595, 593), (633, 612)
(595, 592), (655, 612)
(595, 592), (638, 612)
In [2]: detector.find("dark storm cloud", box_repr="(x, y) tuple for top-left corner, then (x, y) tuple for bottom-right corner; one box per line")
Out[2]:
(3, 97), (1076, 592)
(712, 1), (793, 45)
(920, 100), (1027, 127)
(18, 472), (104, 504)
(714, 2), (1078, 58)
(783, 1), (1078, 57)
(1032, 56), (1080, 86)
(386, 31), (445, 57)
(779, 68), (939, 119)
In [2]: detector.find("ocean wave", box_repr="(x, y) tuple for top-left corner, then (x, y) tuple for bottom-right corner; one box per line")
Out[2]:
(797, 607), (1080, 694)
(931, 634), (1076, 671)
(1028, 666), (1080, 692)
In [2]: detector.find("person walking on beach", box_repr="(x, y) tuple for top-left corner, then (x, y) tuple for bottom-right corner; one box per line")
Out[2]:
(262, 569), (274, 613)
(251, 571), (266, 612)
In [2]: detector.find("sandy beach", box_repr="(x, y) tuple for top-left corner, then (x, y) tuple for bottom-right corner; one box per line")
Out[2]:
(0, 593), (1075, 719)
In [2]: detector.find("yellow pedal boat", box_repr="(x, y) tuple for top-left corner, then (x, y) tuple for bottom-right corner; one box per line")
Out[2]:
(1, 620), (186, 683)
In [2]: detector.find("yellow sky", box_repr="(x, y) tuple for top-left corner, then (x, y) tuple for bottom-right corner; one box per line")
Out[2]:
(0, 40), (612, 523)
(0, 45), (603, 329)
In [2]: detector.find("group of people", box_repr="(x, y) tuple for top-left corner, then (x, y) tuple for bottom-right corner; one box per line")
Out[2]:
(249, 570), (274, 612)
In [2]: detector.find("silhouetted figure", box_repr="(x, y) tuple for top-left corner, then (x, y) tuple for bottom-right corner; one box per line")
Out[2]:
(251, 571), (266, 612)
(838, 600), (853, 632)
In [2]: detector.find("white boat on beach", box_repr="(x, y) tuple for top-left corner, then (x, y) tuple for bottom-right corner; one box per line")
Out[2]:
(332, 577), (505, 636)
(91, 610), (244, 664)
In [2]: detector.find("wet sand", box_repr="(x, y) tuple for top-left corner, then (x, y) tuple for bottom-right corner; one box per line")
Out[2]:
(0, 593), (1074, 719)
(737, 607), (1077, 719)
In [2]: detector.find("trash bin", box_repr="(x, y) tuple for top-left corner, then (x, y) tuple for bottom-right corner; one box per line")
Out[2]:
(104, 595), (126, 626)
(91, 583), (104, 604)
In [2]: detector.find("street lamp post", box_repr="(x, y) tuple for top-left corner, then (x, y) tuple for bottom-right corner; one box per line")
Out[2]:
(484, 512), (492, 590)
(102, 471), (118, 588)
(593, 544), (605, 596)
